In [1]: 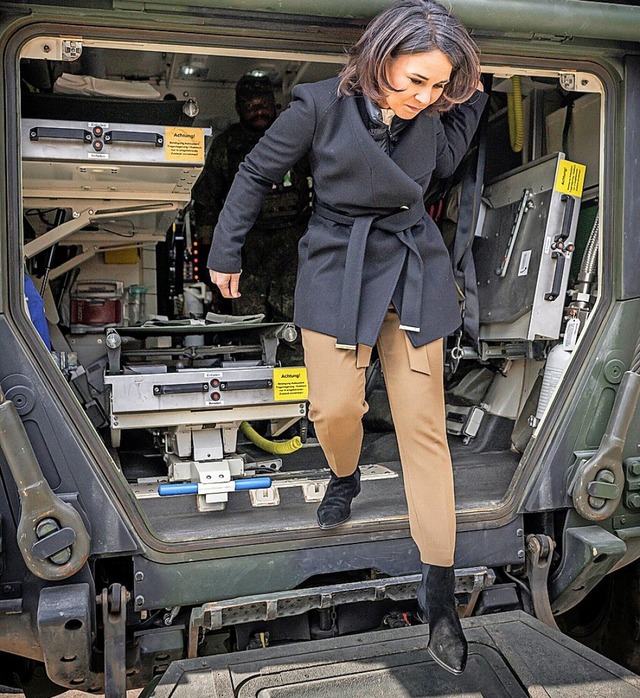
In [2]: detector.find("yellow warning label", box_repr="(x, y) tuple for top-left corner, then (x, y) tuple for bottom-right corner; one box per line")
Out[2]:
(273, 367), (309, 401)
(555, 159), (586, 197)
(164, 127), (204, 162)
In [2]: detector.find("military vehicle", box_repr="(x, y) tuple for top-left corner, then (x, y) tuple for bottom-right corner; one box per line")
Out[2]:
(2, 0), (640, 695)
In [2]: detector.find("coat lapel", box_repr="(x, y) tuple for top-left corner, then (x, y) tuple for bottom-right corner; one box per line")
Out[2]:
(345, 95), (423, 206)
(391, 112), (437, 181)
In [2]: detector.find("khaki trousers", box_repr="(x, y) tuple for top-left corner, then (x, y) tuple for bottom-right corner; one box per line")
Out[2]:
(302, 311), (456, 566)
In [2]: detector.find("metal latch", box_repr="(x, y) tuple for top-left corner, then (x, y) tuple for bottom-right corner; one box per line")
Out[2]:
(0, 388), (90, 580)
(569, 370), (640, 520)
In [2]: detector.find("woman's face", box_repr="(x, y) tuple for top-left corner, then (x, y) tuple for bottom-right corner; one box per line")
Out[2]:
(379, 50), (453, 119)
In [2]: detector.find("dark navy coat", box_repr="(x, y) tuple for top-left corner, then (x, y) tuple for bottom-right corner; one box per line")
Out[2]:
(208, 77), (488, 348)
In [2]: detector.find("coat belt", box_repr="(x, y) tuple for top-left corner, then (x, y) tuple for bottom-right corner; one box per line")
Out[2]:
(314, 202), (425, 350)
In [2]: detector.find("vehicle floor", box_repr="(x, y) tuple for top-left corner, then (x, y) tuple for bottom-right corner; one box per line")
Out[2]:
(117, 430), (519, 543)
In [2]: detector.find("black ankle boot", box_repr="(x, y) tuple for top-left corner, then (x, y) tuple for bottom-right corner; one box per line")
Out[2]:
(316, 468), (361, 529)
(417, 563), (468, 674)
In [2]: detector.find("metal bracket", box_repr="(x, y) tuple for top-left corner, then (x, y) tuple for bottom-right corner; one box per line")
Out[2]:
(525, 534), (559, 629)
(495, 188), (533, 278)
(21, 37), (83, 61)
(559, 72), (601, 93)
(38, 584), (96, 690)
(550, 526), (626, 615)
(99, 583), (130, 698)
(24, 201), (180, 259)
(247, 463), (397, 507)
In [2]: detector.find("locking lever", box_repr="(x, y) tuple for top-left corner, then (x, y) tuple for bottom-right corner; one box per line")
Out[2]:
(0, 388), (90, 579)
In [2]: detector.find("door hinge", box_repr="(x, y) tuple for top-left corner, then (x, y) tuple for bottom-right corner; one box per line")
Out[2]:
(21, 38), (82, 61)
(559, 72), (601, 93)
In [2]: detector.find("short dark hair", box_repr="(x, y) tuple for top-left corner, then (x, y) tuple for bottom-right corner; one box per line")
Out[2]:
(337, 0), (480, 113)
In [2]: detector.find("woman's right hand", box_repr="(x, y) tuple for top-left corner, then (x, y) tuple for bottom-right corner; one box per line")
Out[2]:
(209, 269), (242, 299)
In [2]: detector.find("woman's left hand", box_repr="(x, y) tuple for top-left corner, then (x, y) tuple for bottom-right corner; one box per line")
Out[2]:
(210, 269), (242, 299)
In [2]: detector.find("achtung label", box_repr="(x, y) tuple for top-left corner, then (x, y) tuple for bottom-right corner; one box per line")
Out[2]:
(555, 159), (586, 197)
(273, 367), (309, 401)
(164, 127), (204, 162)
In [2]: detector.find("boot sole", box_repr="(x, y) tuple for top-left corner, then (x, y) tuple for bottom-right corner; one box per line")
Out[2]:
(427, 646), (465, 675)
(316, 512), (352, 529)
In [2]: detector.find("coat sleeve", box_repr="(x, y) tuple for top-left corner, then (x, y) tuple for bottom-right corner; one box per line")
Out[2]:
(207, 85), (317, 274)
(433, 90), (489, 179)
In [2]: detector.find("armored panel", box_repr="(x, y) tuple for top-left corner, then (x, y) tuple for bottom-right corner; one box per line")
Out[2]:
(106, 366), (285, 413)
(475, 152), (582, 342)
(21, 118), (209, 256)
(22, 118), (205, 198)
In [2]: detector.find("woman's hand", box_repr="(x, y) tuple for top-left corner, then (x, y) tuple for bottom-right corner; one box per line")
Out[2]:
(209, 269), (242, 299)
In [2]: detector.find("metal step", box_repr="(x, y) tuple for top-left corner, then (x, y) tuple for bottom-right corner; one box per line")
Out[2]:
(187, 566), (495, 657)
(147, 611), (640, 697)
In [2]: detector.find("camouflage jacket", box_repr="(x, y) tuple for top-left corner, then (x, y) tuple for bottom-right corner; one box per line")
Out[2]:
(192, 122), (311, 233)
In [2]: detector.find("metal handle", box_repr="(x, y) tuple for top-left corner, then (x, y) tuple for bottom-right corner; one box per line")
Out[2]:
(153, 382), (209, 396)
(104, 130), (164, 147)
(545, 252), (566, 301)
(559, 194), (575, 242)
(29, 126), (91, 143)
(158, 477), (272, 496)
(219, 379), (273, 391)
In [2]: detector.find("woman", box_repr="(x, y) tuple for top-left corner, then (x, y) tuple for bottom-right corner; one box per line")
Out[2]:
(208, 0), (487, 675)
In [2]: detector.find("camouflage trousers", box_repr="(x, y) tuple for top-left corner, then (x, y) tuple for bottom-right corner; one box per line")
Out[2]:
(232, 223), (304, 323)
(232, 223), (305, 365)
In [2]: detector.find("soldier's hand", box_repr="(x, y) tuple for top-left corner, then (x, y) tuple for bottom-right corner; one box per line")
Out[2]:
(210, 269), (242, 299)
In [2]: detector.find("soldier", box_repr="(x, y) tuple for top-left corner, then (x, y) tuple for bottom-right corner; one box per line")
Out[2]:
(193, 74), (311, 323)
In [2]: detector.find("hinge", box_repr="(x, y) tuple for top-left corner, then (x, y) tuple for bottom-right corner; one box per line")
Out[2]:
(559, 72), (600, 93)
(21, 38), (82, 61)
(525, 534), (559, 629)
(99, 583), (130, 698)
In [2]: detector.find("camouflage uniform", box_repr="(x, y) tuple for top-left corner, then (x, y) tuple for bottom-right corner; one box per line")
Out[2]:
(193, 123), (311, 323)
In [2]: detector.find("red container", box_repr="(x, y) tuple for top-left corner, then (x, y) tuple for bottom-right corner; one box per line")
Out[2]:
(71, 297), (122, 326)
